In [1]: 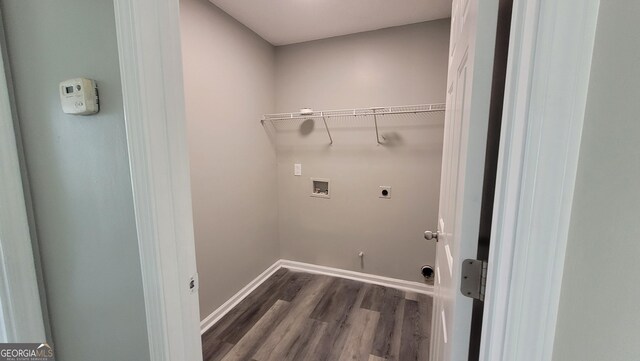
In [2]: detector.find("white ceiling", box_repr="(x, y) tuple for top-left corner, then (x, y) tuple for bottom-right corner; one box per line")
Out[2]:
(208, 0), (452, 46)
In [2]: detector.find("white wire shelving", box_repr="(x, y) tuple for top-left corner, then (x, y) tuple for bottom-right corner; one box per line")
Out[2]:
(261, 103), (446, 145)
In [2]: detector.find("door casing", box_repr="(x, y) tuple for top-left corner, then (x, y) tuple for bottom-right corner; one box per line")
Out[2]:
(480, 0), (600, 360)
(0, 13), (47, 343)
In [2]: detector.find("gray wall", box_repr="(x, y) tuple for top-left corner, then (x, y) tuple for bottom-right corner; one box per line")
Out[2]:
(274, 20), (450, 282)
(180, 0), (280, 319)
(1, 0), (150, 360)
(553, 1), (640, 360)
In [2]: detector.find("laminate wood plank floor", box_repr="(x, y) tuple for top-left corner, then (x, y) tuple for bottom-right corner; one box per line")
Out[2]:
(202, 269), (433, 361)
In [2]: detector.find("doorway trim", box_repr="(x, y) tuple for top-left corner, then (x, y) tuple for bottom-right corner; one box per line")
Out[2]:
(0, 15), (46, 343)
(112, 0), (202, 360)
(480, 0), (600, 360)
(107, 0), (601, 360)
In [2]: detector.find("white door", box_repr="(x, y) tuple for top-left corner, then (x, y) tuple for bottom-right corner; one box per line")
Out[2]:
(429, 0), (500, 360)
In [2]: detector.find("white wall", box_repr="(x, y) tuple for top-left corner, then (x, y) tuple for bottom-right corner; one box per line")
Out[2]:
(180, 0), (280, 319)
(0, 0), (150, 360)
(274, 20), (450, 282)
(553, 1), (640, 360)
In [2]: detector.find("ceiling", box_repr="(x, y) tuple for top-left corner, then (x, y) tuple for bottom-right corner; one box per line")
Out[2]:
(208, 0), (452, 46)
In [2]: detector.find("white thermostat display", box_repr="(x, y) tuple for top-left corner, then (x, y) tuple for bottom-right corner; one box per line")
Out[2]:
(59, 78), (99, 115)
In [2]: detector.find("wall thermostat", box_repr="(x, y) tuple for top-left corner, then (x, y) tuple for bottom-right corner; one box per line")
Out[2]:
(59, 78), (99, 115)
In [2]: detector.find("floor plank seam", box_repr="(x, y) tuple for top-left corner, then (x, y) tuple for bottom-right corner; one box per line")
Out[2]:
(202, 269), (433, 361)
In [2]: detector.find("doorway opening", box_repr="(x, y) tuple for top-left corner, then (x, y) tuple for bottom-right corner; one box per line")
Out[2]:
(179, 0), (505, 360)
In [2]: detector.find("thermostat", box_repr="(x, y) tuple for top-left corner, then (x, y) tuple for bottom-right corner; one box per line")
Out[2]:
(59, 78), (99, 115)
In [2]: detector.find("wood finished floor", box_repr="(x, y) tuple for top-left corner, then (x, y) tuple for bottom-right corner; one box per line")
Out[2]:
(202, 268), (433, 361)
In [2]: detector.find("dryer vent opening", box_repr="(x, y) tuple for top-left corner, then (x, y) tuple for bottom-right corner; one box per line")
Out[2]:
(421, 265), (434, 280)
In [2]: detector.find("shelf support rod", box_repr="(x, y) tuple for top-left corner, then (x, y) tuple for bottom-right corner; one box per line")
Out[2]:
(321, 115), (333, 145)
(373, 110), (383, 144)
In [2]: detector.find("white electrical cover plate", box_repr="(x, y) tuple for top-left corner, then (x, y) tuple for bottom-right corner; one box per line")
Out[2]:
(379, 186), (392, 198)
(294, 163), (302, 176)
(59, 78), (99, 115)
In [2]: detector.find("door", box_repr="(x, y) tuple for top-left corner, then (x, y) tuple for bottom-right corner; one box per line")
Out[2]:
(429, 0), (500, 360)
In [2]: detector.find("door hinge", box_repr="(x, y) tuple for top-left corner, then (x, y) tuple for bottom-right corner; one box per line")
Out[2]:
(460, 259), (488, 301)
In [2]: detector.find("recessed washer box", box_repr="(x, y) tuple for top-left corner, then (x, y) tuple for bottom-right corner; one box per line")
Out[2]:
(311, 178), (330, 198)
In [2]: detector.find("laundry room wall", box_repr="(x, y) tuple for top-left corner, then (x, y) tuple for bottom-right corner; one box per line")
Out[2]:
(274, 20), (450, 282)
(180, 0), (280, 319)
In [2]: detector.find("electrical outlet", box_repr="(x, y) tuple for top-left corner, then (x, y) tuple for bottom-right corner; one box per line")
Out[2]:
(379, 186), (392, 199)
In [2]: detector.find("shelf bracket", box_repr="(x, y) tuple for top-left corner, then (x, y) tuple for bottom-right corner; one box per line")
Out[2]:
(321, 115), (333, 145)
(373, 109), (383, 144)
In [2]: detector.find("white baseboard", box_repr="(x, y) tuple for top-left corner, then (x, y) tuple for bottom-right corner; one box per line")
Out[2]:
(199, 261), (281, 335)
(279, 260), (433, 296)
(200, 259), (433, 334)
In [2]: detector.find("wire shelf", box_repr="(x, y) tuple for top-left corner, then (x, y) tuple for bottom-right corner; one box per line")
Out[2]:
(261, 103), (446, 145)
(262, 103), (445, 122)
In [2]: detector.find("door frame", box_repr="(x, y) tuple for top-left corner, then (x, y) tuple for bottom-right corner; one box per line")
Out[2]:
(0, 13), (47, 343)
(111, 0), (202, 360)
(110, 0), (600, 361)
(480, 0), (599, 360)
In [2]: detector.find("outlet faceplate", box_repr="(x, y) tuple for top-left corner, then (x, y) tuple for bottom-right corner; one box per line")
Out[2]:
(379, 186), (392, 198)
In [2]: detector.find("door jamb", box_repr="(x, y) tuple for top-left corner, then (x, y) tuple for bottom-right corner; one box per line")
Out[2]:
(480, 0), (600, 360)
(107, 0), (600, 360)
(112, 0), (202, 360)
(0, 13), (47, 342)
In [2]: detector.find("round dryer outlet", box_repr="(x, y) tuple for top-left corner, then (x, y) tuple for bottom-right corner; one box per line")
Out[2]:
(421, 265), (434, 280)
